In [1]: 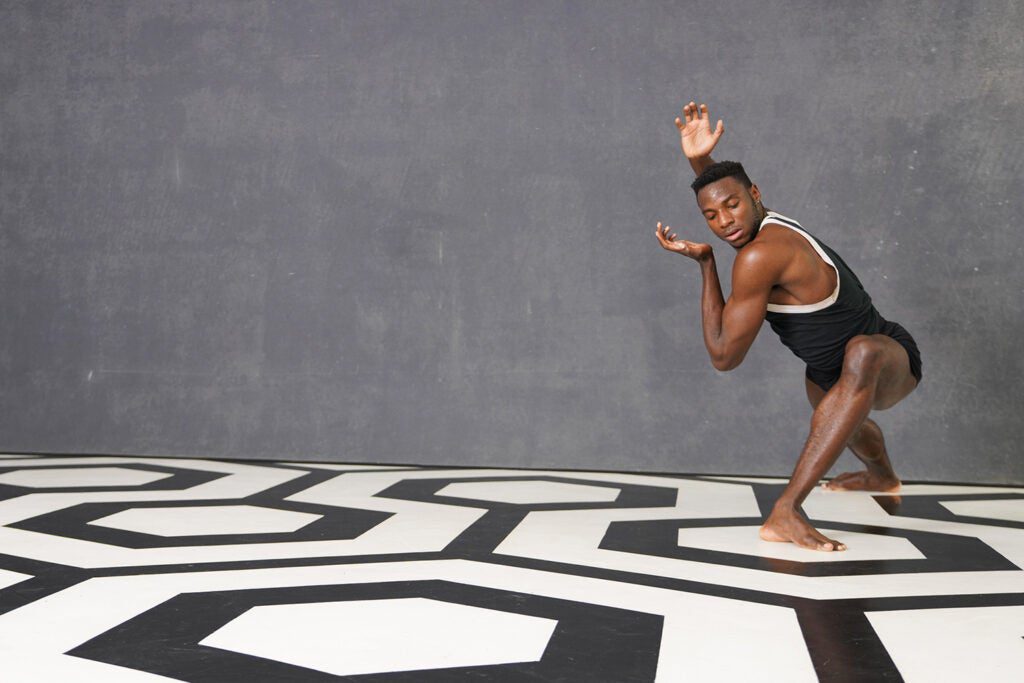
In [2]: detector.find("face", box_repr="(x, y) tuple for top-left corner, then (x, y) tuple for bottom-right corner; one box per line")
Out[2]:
(696, 176), (763, 249)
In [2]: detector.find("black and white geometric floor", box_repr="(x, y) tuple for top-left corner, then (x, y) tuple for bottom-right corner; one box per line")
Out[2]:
(0, 453), (1022, 681)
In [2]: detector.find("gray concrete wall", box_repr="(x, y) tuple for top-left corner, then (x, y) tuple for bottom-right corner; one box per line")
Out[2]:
(1, 0), (1021, 483)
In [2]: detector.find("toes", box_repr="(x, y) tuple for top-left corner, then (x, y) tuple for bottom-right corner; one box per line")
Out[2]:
(820, 538), (846, 552)
(809, 530), (847, 552)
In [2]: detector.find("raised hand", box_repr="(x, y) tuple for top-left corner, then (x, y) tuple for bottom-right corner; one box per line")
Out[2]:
(675, 101), (724, 160)
(656, 221), (713, 262)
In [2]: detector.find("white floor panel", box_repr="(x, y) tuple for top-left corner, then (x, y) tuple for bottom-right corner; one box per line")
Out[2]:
(200, 598), (557, 675)
(438, 480), (621, 504)
(0, 568), (31, 592)
(677, 525), (925, 562)
(867, 604), (1024, 682)
(698, 475), (791, 484)
(0, 467), (172, 488)
(941, 498), (1024, 523)
(90, 505), (323, 537)
(294, 463), (419, 471)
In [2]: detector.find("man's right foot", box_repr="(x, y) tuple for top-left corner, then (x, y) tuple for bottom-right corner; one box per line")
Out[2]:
(759, 506), (847, 552)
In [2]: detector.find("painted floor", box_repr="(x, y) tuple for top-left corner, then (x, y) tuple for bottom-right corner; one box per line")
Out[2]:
(0, 453), (1022, 681)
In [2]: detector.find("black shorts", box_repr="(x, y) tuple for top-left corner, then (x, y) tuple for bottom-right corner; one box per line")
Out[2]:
(805, 320), (923, 393)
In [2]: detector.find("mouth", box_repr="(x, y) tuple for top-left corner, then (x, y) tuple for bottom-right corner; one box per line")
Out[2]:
(724, 229), (743, 243)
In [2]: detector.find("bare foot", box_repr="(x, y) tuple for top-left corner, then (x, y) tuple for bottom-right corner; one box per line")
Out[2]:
(823, 470), (900, 492)
(759, 506), (847, 552)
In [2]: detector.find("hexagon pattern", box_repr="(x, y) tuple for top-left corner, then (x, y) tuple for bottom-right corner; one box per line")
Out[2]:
(676, 525), (925, 562)
(0, 454), (1020, 681)
(90, 505), (323, 537)
(0, 466), (171, 488)
(437, 480), (621, 504)
(200, 598), (557, 675)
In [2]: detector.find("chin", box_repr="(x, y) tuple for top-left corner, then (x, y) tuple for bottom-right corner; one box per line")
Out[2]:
(734, 225), (759, 247)
(724, 232), (746, 247)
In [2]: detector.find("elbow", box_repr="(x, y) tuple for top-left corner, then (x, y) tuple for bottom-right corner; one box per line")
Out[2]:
(712, 354), (742, 372)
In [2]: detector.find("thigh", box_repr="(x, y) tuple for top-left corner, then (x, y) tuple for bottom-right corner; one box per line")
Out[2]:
(807, 334), (918, 411)
(864, 333), (919, 410)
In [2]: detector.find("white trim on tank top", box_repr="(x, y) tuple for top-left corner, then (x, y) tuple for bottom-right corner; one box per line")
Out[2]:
(761, 211), (841, 314)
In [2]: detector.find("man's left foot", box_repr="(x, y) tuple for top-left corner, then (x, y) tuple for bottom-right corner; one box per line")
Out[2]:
(823, 470), (900, 492)
(759, 505), (847, 551)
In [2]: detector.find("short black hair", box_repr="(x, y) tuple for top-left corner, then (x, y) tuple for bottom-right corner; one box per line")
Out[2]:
(690, 160), (752, 195)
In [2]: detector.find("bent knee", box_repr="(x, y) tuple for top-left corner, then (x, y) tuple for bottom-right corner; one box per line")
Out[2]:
(842, 336), (886, 378)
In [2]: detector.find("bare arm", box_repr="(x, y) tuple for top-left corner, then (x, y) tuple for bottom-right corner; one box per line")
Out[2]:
(699, 247), (776, 370)
(689, 155), (716, 176)
(657, 224), (776, 371)
(675, 101), (723, 175)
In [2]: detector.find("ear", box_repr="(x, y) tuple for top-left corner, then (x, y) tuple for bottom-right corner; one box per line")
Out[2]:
(748, 184), (761, 203)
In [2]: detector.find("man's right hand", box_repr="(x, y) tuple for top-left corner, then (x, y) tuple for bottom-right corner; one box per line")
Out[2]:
(656, 222), (713, 262)
(675, 101), (723, 161)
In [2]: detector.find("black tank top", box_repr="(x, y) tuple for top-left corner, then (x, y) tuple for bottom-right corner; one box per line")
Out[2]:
(761, 211), (885, 372)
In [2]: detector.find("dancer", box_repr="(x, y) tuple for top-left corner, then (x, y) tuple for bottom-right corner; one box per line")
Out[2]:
(655, 101), (923, 552)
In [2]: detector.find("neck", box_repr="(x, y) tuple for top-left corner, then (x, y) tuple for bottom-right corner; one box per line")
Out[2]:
(752, 205), (769, 238)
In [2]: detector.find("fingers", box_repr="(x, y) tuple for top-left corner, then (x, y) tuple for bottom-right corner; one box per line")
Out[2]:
(656, 222), (701, 257)
(680, 101), (715, 127)
(656, 222), (686, 251)
(713, 119), (724, 139)
(683, 101), (697, 124)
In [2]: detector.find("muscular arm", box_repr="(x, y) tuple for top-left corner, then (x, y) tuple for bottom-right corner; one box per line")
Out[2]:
(698, 246), (778, 371)
(666, 101), (772, 369)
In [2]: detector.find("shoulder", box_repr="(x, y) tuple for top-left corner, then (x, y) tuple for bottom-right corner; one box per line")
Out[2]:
(735, 232), (789, 275)
(731, 241), (786, 296)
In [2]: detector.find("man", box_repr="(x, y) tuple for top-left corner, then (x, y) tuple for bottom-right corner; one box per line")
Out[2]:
(655, 101), (923, 552)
